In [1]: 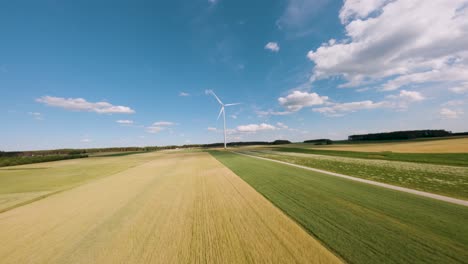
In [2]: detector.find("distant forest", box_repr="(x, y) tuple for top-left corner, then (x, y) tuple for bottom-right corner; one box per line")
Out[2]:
(348, 129), (453, 141)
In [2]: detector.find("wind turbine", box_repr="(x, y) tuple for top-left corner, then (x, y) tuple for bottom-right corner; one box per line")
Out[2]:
(208, 90), (241, 149)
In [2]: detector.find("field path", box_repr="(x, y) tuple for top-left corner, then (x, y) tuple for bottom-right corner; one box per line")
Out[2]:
(0, 151), (340, 264)
(235, 151), (468, 207)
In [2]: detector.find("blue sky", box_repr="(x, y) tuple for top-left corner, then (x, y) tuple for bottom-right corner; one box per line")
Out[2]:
(1, 0), (467, 151)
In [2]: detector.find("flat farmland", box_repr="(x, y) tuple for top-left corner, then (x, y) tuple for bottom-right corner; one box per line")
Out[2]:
(294, 137), (468, 153)
(242, 150), (468, 199)
(0, 153), (158, 213)
(210, 151), (468, 264)
(0, 151), (340, 264)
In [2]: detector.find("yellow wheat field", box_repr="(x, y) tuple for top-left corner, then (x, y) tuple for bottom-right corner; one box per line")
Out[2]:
(309, 137), (468, 153)
(0, 151), (340, 264)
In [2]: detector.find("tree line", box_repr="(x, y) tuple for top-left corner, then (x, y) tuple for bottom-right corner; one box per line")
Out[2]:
(348, 129), (452, 141)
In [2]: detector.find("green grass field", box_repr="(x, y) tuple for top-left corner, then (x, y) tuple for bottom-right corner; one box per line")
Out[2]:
(242, 150), (468, 200)
(210, 150), (468, 264)
(269, 146), (468, 166)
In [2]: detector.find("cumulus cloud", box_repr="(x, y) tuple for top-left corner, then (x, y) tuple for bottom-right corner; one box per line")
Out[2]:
(236, 123), (277, 133)
(339, 0), (390, 24)
(116, 120), (133, 124)
(313, 100), (387, 116)
(450, 82), (468, 94)
(276, 122), (289, 129)
(307, 0), (468, 91)
(278, 91), (328, 111)
(179, 92), (190, 97)
(440, 108), (463, 119)
(387, 90), (425, 102)
(313, 90), (424, 116)
(146, 121), (176, 133)
(265, 42), (280, 52)
(36, 96), (135, 114)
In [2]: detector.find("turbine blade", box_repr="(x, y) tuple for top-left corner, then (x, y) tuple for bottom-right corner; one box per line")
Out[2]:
(217, 107), (224, 120)
(210, 91), (224, 105)
(224, 103), (241, 106)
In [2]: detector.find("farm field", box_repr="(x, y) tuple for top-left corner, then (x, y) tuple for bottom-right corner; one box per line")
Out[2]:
(0, 151), (340, 264)
(0, 153), (160, 213)
(292, 136), (468, 153)
(241, 150), (468, 200)
(267, 146), (468, 167)
(210, 151), (468, 264)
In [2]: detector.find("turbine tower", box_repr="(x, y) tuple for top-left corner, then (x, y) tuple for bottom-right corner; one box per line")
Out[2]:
(208, 90), (240, 149)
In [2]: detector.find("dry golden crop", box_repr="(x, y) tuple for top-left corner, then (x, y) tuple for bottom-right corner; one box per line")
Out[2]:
(0, 151), (340, 264)
(310, 137), (468, 153)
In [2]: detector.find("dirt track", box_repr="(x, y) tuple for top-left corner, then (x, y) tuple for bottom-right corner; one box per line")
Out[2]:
(236, 151), (468, 207)
(0, 151), (340, 264)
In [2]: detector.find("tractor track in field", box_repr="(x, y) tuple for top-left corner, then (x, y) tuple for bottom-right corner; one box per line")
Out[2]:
(233, 151), (468, 207)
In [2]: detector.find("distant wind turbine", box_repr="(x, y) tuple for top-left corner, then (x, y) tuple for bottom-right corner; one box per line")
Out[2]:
(207, 90), (241, 149)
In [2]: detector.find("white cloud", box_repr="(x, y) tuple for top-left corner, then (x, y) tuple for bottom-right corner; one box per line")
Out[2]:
(276, 122), (289, 129)
(339, 0), (390, 23)
(236, 123), (277, 133)
(256, 110), (293, 116)
(152, 121), (175, 126)
(146, 127), (164, 133)
(313, 90), (424, 116)
(116, 120), (133, 124)
(80, 138), (92, 143)
(36, 96), (135, 114)
(278, 91), (328, 111)
(276, 0), (330, 34)
(442, 100), (465, 107)
(307, 0), (468, 92)
(28, 112), (43, 120)
(179, 92), (190, 97)
(450, 82), (468, 94)
(440, 108), (463, 119)
(207, 127), (217, 132)
(146, 121), (176, 134)
(313, 100), (387, 116)
(265, 42), (280, 52)
(387, 90), (425, 102)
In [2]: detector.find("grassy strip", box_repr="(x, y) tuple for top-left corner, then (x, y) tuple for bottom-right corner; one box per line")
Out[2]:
(272, 147), (468, 166)
(243, 150), (468, 200)
(0, 155), (88, 168)
(209, 150), (468, 264)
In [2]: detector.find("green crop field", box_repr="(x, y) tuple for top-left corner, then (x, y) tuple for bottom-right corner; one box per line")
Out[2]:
(241, 149), (468, 200)
(210, 150), (468, 264)
(268, 146), (468, 166)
